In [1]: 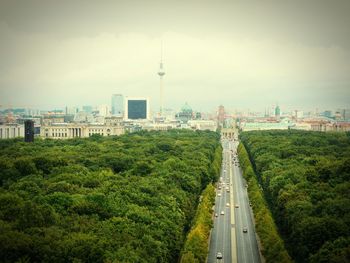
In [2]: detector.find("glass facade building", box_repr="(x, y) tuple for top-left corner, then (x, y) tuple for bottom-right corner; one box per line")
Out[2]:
(127, 100), (147, 119)
(124, 97), (149, 120)
(111, 94), (124, 117)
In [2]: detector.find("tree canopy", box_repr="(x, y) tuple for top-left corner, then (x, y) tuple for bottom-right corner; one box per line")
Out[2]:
(0, 130), (221, 263)
(240, 130), (350, 263)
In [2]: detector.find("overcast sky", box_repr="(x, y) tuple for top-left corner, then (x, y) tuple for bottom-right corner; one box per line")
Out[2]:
(0, 0), (349, 112)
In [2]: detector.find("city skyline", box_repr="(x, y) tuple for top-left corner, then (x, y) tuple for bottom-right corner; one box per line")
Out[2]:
(0, 99), (349, 116)
(0, 0), (350, 111)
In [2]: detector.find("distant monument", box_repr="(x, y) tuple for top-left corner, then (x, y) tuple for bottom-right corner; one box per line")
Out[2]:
(24, 120), (34, 142)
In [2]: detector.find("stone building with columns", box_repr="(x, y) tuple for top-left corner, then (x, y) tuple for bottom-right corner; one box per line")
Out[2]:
(40, 117), (125, 139)
(0, 124), (24, 139)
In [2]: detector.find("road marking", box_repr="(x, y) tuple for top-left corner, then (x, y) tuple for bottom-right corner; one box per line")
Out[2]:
(231, 228), (237, 263)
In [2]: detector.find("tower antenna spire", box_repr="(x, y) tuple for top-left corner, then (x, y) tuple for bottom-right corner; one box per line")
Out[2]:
(160, 39), (163, 62)
(158, 39), (165, 117)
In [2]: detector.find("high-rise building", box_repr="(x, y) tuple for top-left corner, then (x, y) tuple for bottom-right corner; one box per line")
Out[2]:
(98, 104), (110, 117)
(275, 105), (281, 117)
(218, 105), (225, 127)
(65, 106), (78, 115)
(24, 120), (34, 142)
(125, 97), (150, 120)
(111, 94), (124, 117)
(82, 105), (93, 114)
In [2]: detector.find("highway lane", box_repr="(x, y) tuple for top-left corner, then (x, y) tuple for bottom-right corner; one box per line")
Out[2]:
(208, 138), (261, 263)
(231, 140), (261, 263)
(208, 141), (232, 263)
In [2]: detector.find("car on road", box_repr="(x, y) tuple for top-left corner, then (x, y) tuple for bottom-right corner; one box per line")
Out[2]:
(215, 213), (218, 217)
(243, 227), (248, 233)
(235, 204), (239, 208)
(218, 193), (222, 197)
(216, 252), (223, 259)
(226, 203), (230, 207)
(220, 211), (225, 215)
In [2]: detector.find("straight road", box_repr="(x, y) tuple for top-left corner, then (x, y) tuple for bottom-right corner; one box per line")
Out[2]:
(207, 138), (261, 263)
(230, 139), (261, 263)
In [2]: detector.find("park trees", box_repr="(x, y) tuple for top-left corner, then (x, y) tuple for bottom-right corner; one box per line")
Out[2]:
(0, 130), (221, 262)
(240, 130), (350, 262)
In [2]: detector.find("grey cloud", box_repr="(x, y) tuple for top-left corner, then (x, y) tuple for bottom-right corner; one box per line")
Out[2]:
(0, 0), (349, 111)
(1, 0), (350, 47)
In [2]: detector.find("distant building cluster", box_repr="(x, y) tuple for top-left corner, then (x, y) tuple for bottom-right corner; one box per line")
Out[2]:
(0, 95), (219, 140)
(1, 101), (349, 140)
(237, 106), (350, 132)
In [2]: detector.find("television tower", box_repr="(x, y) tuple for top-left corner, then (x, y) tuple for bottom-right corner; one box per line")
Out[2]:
(158, 42), (165, 116)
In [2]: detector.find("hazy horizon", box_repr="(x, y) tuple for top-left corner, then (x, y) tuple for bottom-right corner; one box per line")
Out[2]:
(1, 0), (350, 112)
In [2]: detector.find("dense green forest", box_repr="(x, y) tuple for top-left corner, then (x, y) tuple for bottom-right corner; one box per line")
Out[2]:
(0, 130), (222, 263)
(238, 143), (292, 263)
(240, 130), (350, 263)
(180, 183), (216, 263)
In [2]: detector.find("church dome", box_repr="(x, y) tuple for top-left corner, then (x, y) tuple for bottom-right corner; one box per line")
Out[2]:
(181, 102), (192, 113)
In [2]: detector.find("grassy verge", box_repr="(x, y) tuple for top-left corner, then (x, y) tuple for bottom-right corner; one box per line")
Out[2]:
(238, 143), (292, 263)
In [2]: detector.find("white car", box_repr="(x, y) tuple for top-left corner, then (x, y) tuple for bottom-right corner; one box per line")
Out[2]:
(216, 252), (223, 259)
(220, 211), (225, 215)
(226, 203), (230, 207)
(218, 193), (222, 197)
(235, 204), (239, 208)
